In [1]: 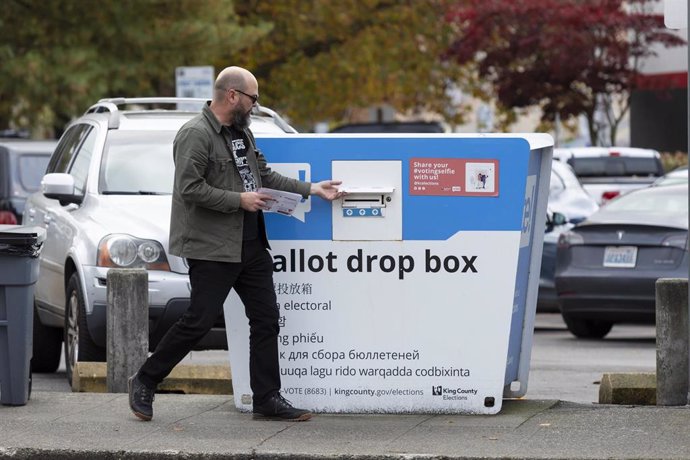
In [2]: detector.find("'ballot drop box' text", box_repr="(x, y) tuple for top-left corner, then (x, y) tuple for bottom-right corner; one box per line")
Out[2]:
(224, 134), (552, 415)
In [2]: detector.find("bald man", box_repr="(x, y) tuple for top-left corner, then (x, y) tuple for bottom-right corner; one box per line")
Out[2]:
(128, 66), (342, 422)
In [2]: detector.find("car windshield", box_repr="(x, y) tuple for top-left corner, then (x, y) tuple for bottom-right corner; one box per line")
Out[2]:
(604, 186), (688, 216)
(100, 130), (176, 194)
(569, 157), (662, 177)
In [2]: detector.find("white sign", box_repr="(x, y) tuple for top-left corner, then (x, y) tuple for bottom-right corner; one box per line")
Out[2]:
(175, 66), (214, 111)
(224, 232), (520, 414)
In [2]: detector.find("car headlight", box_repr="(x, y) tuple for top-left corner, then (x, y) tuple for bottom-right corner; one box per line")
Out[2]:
(97, 234), (170, 270)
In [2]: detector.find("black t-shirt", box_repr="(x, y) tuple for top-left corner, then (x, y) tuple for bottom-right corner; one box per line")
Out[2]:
(222, 126), (258, 241)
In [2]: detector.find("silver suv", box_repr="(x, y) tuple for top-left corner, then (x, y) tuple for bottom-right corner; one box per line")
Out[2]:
(25, 98), (296, 382)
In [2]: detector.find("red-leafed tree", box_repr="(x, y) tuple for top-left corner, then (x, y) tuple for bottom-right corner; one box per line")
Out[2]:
(444, 0), (685, 146)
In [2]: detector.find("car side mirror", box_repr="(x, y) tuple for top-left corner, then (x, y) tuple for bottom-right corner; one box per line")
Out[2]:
(551, 212), (567, 226)
(41, 173), (83, 206)
(545, 211), (568, 232)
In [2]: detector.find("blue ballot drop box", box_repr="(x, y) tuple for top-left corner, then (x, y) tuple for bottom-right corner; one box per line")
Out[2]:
(224, 133), (553, 414)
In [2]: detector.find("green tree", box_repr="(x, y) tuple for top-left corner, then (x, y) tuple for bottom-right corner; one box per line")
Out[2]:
(229, 0), (464, 128)
(0, 0), (267, 137)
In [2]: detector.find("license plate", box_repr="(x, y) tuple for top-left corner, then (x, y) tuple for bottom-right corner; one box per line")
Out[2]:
(603, 246), (637, 268)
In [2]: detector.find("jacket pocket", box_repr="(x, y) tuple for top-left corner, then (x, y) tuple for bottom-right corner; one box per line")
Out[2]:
(206, 155), (233, 189)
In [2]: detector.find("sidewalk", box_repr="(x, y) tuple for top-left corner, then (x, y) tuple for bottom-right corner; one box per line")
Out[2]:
(1, 392), (689, 459)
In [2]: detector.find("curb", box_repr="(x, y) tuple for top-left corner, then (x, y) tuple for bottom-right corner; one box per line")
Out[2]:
(0, 447), (576, 460)
(71, 362), (232, 395)
(598, 372), (656, 405)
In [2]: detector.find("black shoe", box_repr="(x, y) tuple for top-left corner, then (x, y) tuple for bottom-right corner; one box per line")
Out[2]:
(253, 393), (313, 421)
(128, 374), (155, 421)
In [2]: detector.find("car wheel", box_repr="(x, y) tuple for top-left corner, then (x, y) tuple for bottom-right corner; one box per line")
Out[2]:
(64, 273), (105, 384)
(562, 315), (613, 339)
(31, 303), (63, 373)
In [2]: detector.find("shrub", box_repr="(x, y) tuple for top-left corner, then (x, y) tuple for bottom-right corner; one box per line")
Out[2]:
(660, 151), (688, 172)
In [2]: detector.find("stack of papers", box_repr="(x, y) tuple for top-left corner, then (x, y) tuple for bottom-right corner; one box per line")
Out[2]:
(258, 187), (302, 216)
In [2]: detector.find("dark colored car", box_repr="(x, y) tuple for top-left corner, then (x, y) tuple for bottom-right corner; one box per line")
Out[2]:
(330, 121), (447, 133)
(555, 184), (688, 338)
(0, 140), (56, 224)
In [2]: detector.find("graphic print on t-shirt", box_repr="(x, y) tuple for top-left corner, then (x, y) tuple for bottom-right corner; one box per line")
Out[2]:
(226, 128), (257, 192)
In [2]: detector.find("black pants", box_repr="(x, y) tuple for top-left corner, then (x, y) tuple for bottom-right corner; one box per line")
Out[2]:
(138, 238), (280, 404)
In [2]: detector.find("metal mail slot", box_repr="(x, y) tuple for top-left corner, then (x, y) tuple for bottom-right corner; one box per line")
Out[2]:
(332, 161), (401, 241)
(341, 191), (391, 217)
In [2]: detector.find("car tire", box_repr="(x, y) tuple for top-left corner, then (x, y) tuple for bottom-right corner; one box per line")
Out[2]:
(31, 303), (63, 373)
(64, 273), (105, 384)
(562, 315), (613, 339)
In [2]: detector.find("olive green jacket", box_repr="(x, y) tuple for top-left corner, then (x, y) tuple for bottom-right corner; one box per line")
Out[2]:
(169, 104), (311, 262)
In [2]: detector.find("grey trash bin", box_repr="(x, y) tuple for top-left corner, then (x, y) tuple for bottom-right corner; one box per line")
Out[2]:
(0, 225), (45, 406)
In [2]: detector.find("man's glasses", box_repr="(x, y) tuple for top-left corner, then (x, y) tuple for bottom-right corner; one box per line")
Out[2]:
(231, 88), (259, 105)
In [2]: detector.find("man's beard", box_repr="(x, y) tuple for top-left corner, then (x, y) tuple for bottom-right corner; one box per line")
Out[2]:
(231, 106), (252, 130)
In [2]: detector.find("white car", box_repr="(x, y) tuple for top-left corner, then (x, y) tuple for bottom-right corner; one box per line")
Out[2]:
(653, 165), (688, 187)
(553, 147), (664, 205)
(25, 98), (295, 382)
(538, 160), (599, 312)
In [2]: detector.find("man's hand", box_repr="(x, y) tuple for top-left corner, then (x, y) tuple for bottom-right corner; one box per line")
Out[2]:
(310, 180), (344, 201)
(240, 191), (273, 211)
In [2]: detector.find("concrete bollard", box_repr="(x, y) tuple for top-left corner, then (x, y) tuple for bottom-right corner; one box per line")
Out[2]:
(655, 278), (688, 406)
(106, 268), (148, 393)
